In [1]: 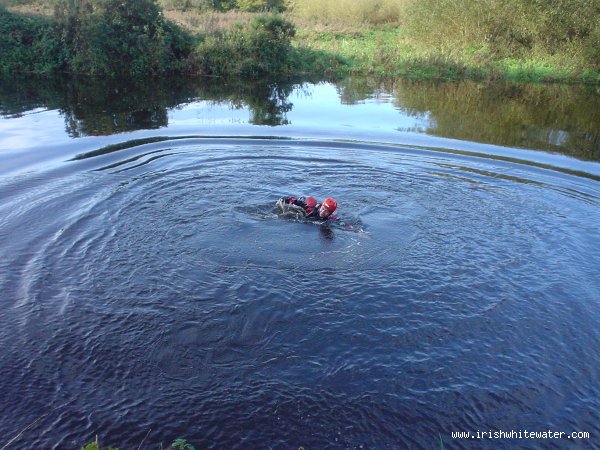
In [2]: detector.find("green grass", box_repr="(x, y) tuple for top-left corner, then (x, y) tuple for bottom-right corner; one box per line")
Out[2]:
(1, 0), (599, 83)
(292, 26), (600, 83)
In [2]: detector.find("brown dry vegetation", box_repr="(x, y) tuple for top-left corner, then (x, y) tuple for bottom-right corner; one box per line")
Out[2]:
(285, 0), (408, 27)
(1, 0), (53, 16)
(163, 9), (254, 33)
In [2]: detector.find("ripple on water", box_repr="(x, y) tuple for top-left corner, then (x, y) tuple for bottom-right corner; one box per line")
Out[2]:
(0, 138), (599, 448)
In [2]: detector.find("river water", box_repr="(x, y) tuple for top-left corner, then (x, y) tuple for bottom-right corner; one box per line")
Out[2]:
(0, 77), (599, 449)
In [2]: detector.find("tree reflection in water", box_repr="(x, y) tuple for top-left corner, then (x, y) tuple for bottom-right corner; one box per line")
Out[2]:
(0, 75), (298, 136)
(336, 77), (600, 161)
(1, 75), (599, 161)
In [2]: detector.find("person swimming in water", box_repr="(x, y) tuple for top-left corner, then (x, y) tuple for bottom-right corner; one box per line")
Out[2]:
(276, 195), (369, 238)
(275, 196), (338, 221)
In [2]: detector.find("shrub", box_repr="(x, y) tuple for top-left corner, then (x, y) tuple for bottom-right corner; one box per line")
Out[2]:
(53, 0), (194, 77)
(582, 22), (600, 70)
(192, 14), (295, 77)
(404, 0), (600, 65)
(0, 5), (59, 75)
(206, 0), (238, 11)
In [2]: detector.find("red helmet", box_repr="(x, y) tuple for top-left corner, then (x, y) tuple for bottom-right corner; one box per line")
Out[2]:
(322, 197), (337, 213)
(305, 196), (317, 208)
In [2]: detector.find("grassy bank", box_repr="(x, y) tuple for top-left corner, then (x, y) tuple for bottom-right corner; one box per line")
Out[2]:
(158, 0), (600, 82)
(288, 0), (600, 83)
(292, 27), (600, 83)
(1, 0), (599, 82)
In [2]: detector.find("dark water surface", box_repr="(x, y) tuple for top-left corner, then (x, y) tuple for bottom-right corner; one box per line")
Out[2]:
(1, 77), (600, 449)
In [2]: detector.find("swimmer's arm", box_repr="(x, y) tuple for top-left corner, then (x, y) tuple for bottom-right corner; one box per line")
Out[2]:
(278, 196), (307, 208)
(337, 219), (370, 238)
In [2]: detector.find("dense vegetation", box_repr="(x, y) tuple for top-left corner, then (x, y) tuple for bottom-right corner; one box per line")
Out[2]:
(0, 4), (56, 74)
(161, 0), (284, 12)
(290, 0), (600, 82)
(53, 0), (193, 77)
(1, 0), (599, 81)
(403, 0), (600, 78)
(192, 14), (296, 77)
(0, 0), (304, 78)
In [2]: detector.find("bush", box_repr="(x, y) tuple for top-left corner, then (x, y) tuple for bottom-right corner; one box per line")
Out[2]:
(404, 0), (600, 64)
(53, 0), (194, 77)
(205, 0), (238, 11)
(160, 0), (243, 12)
(161, 0), (283, 11)
(192, 14), (295, 77)
(0, 2), (303, 78)
(0, 5), (59, 75)
(582, 22), (600, 70)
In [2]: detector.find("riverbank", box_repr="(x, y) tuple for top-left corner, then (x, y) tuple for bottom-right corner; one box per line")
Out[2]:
(292, 26), (600, 83)
(1, 1), (599, 83)
(286, 0), (600, 83)
(164, 2), (600, 83)
(161, 6), (600, 83)
(0, 3), (306, 78)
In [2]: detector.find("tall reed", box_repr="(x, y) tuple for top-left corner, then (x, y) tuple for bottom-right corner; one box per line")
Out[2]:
(404, 0), (600, 69)
(286, 0), (408, 26)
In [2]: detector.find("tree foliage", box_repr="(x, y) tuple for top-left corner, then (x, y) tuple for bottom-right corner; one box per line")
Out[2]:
(1, 1), (298, 78)
(52, 0), (193, 77)
(0, 5), (58, 75)
(160, 0), (283, 11)
(192, 14), (295, 77)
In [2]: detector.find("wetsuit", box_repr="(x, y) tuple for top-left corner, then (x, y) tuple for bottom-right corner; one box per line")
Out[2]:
(276, 196), (336, 221)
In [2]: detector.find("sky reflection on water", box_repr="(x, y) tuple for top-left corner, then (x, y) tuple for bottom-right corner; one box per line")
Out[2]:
(1, 76), (599, 175)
